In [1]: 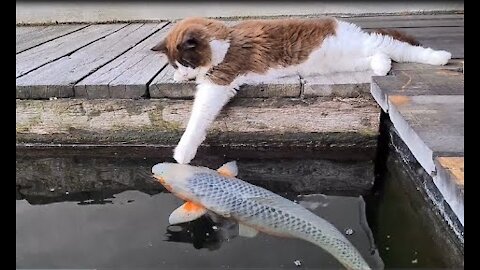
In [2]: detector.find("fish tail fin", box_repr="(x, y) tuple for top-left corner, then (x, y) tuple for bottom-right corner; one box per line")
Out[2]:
(305, 234), (371, 270)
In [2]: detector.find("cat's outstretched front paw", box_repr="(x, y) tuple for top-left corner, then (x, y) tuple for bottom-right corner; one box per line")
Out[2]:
(173, 72), (191, 82)
(371, 53), (392, 76)
(174, 141), (198, 164)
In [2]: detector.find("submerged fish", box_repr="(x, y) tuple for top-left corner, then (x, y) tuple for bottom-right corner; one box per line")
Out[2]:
(152, 161), (371, 270)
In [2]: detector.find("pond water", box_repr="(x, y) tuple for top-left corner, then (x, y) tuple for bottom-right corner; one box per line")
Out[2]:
(16, 149), (454, 269)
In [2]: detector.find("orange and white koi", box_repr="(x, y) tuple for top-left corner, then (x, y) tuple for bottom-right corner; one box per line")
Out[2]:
(152, 161), (371, 270)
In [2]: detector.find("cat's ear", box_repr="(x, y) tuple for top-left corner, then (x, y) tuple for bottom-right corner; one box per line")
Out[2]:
(151, 39), (167, 53)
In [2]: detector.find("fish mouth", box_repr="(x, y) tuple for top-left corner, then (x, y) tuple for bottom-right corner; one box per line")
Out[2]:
(153, 175), (166, 184)
(153, 174), (173, 192)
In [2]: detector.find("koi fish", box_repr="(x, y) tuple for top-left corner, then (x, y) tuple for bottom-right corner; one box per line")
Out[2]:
(152, 161), (371, 270)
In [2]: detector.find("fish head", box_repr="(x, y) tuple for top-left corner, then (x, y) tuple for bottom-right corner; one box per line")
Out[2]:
(152, 162), (211, 200)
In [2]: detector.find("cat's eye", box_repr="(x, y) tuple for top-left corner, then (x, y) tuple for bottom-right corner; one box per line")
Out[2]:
(179, 58), (195, 69)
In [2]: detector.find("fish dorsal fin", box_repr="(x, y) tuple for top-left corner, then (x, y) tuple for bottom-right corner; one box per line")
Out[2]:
(168, 201), (207, 225)
(217, 161), (238, 177)
(238, 223), (259, 238)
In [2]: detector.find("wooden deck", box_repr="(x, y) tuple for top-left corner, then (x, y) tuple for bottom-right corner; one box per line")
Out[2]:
(16, 13), (464, 227)
(16, 14), (464, 99)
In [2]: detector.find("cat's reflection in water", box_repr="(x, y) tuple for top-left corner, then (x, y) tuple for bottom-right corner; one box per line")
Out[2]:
(165, 213), (239, 250)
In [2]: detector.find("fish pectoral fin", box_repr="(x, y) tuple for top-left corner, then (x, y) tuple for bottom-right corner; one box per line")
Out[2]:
(217, 161), (238, 177)
(238, 223), (259, 238)
(168, 201), (207, 225)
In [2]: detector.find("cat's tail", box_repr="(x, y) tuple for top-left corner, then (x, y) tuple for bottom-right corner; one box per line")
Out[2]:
(367, 28), (451, 65)
(370, 28), (420, 46)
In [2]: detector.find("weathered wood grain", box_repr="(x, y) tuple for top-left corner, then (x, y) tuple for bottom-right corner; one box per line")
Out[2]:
(16, 24), (126, 78)
(149, 65), (302, 98)
(371, 69), (464, 111)
(148, 65), (196, 99)
(74, 23), (170, 99)
(303, 71), (374, 97)
(16, 24), (160, 99)
(433, 156), (464, 227)
(400, 27), (464, 58)
(16, 24), (89, 53)
(16, 98), (380, 160)
(387, 95), (464, 175)
(392, 59), (464, 72)
(16, 26), (48, 37)
(344, 14), (463, 29)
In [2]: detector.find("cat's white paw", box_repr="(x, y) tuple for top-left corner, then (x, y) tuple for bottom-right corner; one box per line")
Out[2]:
(173, 141), (197, 164)
(371, 53), (392, 76)
(173, 64), (199, 82)
(173, 71), (190, 82)
(425, 50), (451, 66)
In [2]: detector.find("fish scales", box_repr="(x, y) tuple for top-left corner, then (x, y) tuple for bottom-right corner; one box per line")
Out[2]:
(188, 172), (369, 270)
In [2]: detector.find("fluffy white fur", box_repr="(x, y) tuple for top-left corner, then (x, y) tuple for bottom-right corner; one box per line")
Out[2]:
(173, 20), (452, 164)
(209, 39), (231, 65)
(174, 83), (237, 164)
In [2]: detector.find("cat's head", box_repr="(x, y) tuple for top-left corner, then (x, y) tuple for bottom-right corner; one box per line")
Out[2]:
(151, 17), (228, 82)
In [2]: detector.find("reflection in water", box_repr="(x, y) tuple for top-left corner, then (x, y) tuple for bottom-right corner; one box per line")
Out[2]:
(165, 214), (239, 251)
(16, 191), (384, 269)
(16, 146), (463, 268)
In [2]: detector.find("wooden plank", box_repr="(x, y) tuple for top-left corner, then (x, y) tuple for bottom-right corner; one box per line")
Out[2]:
(434, 156), (464, 226)
(16, 26), (48, 38)
(148, 65), (196, 99)
(400, 27), (464, 59)
(343, 13), (464, 22)
(16, 23), (161, 99)
(392, 59), (464, 72)
(74, 23), (169, 99)
(371, 69), (464, 111)
(344, 14), (463, 28)
(390, 95), (464, 154)
(16, 98), (380, 154)
(238, 75), (301, 98)
(370, 68), (464, 177)
(400, 26), (463, 36)
(352, 19), (463, 29)
(16, 24), (126, 78)
(416, 37), (464, 59)
(303, 71), (373, 97)
(387, 95), (464, 175)
(436, 157), (464, 187)
(16, 24), (89, 53)
(149, 65), (301, 98)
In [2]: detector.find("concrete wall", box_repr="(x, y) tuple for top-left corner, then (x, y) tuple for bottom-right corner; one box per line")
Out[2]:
(16, 1), (464, 24)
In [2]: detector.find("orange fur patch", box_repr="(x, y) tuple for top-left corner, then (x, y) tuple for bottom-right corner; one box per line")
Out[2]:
(153, 17), (337, 85)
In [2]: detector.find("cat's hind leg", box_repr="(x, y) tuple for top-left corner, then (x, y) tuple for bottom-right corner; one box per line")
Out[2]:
(370, 53), (392, 76)
(368, 33), (451, 66)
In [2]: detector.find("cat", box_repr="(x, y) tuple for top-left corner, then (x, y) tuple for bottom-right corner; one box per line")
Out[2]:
(151, 16), (451, 164)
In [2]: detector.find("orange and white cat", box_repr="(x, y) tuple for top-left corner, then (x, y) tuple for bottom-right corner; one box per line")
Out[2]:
(151, 17), (451, 164)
